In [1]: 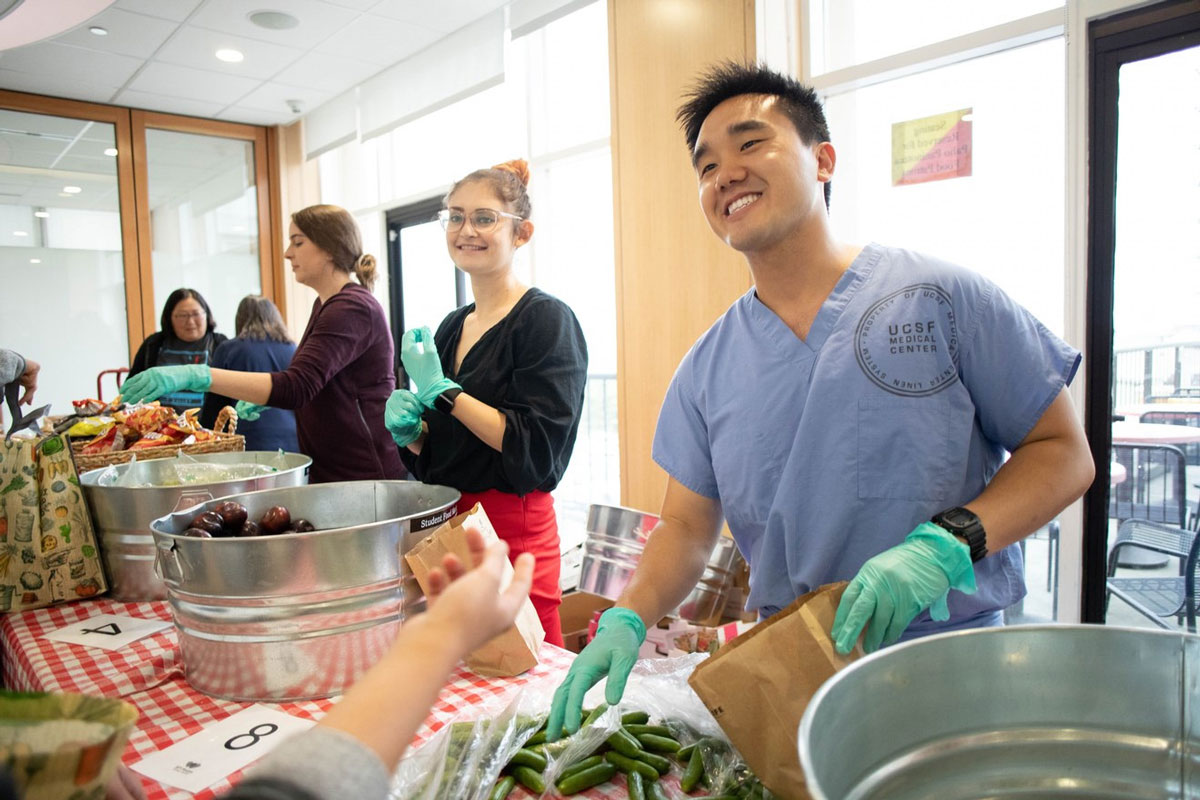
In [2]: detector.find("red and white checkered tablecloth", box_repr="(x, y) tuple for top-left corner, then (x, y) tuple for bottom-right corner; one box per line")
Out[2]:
(0, 599), (651, 800)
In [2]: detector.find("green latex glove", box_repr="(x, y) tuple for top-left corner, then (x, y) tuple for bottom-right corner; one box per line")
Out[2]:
(119, 364), (211, 405)
(831, 521), (978, 655)
(545, 607), (646, 741)
(384, 389), (424, 447)
(234, 400), (265, 422)
(400, 327), (460, 409)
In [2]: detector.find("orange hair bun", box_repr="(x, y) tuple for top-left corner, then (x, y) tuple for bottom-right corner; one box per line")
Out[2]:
(492, 159), (530, 186)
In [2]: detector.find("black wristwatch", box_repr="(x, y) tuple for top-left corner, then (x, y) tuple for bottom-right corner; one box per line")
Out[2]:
(931, 506), (987, 563)
(433, 387), (462, 415)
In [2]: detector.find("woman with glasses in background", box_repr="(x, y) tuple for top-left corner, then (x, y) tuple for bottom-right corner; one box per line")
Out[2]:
(385, 160), (588, 646)
(127, 288), (227, 410)
(119, 206), (405, 483)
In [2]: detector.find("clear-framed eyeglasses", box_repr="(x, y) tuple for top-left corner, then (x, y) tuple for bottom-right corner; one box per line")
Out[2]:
(437, 208), (524, 233)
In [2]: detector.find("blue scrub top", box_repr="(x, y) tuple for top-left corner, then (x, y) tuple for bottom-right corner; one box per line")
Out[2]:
(652, 243), (1080, 634)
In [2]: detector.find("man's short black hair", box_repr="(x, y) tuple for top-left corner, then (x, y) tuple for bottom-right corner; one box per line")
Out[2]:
(677, 61), (832, 209)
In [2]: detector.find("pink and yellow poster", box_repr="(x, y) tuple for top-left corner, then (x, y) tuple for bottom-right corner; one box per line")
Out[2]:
(891, 108), (972, 186)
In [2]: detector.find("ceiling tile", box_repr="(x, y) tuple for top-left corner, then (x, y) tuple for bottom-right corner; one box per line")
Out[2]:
(155, 25), (304, 79)
(114, 89), (224, 119)
(215, 107), (292, 126)
(314, 13), (441, 66)
(0, 42), (141, 87)
(126, 62), (258, 105)
(367, 0), (507, 33)
(51, 7), (177, 58)
(189, 0), (357, 50)
(0, 68), (121, 106)
(279, 51), (379, 94)
(236, 80), (331, 115)
(113, 0), (202, 22)
(323, 0), (377, 10)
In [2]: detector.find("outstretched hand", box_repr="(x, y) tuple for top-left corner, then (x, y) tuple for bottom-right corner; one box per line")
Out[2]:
(424, 526), (534, 655)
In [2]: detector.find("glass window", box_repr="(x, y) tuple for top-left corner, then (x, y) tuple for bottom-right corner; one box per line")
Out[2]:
(824, 38), (1066, 334)
(0, 109), (129, 411)
(813, 0), (1063, 74)
(144, 129), (261, 338)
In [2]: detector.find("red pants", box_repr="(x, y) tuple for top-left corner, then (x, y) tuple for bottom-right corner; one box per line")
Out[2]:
(458, 489), (564, 647)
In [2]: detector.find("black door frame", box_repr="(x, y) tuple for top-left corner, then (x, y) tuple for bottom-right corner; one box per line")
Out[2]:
(384, 196), (466, 384)
(1082, 0), (1200, 622)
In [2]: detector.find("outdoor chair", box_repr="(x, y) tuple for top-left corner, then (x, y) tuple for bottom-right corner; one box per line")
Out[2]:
(1109, 443), (1188, 527)
(1106, 518), (1200, 632)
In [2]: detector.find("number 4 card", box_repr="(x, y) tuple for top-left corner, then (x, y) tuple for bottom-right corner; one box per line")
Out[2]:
(132, 705), (316, 793)
(42, 613), (173, 651)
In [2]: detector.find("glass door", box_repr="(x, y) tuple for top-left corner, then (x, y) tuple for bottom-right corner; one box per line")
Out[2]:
(1084, 3), (1200, 626)
(0, 98), (138, 413)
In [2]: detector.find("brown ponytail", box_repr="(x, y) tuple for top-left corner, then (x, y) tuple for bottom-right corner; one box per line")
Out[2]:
(354, 253), (378, 292)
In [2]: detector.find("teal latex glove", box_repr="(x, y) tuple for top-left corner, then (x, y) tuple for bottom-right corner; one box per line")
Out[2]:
(384, 389), (424, 447)
(831, 521), (978, 655)
(400, 327), (460, 409)
(234, 400), (265, 422)
(119, 364), (211, 405)
(545, 607), (646, 741)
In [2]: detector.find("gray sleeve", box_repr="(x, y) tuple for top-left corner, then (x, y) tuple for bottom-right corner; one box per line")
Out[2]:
(243, 726), (389, 800)
(0, 349), (25, 386)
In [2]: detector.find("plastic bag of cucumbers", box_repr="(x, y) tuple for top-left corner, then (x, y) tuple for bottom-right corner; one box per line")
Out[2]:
(391, 655), (779, 798)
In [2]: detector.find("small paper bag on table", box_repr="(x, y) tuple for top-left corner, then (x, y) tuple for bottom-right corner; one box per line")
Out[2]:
(687, 582), (862, 800)
(405, 503), (544, 677)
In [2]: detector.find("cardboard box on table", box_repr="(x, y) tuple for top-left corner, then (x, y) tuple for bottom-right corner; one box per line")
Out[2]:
(688, 582), (862, 800)
(405, 503), (544, 677)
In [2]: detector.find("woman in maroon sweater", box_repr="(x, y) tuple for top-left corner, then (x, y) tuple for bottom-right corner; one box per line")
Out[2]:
(120, 205), (404, 483)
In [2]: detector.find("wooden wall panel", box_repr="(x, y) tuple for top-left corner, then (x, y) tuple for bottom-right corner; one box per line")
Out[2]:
(276, 121), (321, 340)
(609, 0), (756, 513)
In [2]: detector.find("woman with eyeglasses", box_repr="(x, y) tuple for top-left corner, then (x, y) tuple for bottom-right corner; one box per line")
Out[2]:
(120, 205), (405, 483)
(127, 288), (227, 410)
(385, 160), (588, 646)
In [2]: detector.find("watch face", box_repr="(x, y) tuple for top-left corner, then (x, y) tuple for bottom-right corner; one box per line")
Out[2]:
(941, 508), (976, 528)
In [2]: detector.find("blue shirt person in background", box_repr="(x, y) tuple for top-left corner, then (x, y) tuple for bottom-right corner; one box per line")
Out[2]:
(546, 62), (1095, 739)
(200, 296), (299, 453)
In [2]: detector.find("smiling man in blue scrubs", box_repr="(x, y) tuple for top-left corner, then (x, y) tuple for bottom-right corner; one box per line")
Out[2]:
(546, 62), (1095, 740)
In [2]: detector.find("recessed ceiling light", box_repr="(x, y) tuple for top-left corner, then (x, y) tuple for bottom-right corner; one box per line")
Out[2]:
(13, 230), (27, 236)
(30, 258), (41, 264)
(62, 186), (81, 193)
(89, 26), (108, 36)
(33, 211), (48, 218)
(216, 48), (244, 63)
(103, 147), (118, 156)
(248, 10), (299, 30)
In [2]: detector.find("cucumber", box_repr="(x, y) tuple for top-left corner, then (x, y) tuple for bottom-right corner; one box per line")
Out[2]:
(556, 761), (618, 794)
(635, 733), (681, 753)
(488, 776), (516, 800)
(510, 765), (546, 793)
(603, 751), (660, 781)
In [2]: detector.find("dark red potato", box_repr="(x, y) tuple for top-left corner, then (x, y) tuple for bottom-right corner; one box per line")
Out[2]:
(214, 501), (248, 530)
(236, 521), (261, 538)
(191, 511), (227, 536)
(182, 527), (213, 538)
(292, 518), (315, 533)
(259, 505), (291, 535)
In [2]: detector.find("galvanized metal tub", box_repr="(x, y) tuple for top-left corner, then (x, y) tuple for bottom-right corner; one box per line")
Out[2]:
(150, 480), (460, 702)
(80, 452), (313, 601)
(799, 625), (1200, 799)
(577, 503), (744, 624)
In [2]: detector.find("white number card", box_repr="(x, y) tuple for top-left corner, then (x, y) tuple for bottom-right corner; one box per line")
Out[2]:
(42, 614), (172, 651)
(132, 705), (316, 793)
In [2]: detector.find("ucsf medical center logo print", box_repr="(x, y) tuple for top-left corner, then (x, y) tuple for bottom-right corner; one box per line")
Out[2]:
(855, 284), (960, 397)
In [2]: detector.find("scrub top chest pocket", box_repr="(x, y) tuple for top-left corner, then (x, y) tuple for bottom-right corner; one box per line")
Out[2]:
(856, 397), (965, 501)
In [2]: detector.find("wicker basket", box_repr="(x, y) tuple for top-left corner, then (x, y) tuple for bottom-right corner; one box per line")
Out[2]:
(70, 407), (244, 474)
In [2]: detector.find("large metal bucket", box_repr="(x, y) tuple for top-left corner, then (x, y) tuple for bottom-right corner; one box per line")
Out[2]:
(80, 452), (313, 601)
(577, 504), (744, 624)
(150, 480), (459, 702)
(799, 625), (1200, 799)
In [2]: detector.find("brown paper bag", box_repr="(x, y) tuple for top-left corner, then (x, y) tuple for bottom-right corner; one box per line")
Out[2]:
(405, 503), (544, 677)
(687, 582), (862, 800)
